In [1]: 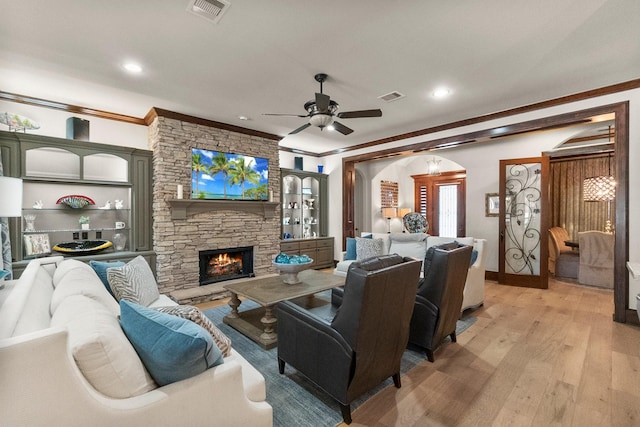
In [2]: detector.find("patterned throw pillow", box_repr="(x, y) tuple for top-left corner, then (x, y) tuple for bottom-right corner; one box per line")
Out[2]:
(355, 237), (384, 260)
(155, 305), (232, 357)
(89, 260), (125, 298)
(107, 256), (160, 306)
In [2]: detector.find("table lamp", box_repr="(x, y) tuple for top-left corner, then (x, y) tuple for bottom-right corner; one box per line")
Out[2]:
(0, 176), (23, 287)
(382, 207), (397, 233)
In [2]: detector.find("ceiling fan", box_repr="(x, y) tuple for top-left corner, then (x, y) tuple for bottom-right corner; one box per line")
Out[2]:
(264, 73), (382, 136)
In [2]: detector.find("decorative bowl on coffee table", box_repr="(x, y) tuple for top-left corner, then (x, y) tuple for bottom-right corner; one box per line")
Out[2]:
(273, 260), (314, 285)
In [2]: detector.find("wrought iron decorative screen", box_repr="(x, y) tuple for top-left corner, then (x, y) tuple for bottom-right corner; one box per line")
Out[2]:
(504, 162), (542, 276)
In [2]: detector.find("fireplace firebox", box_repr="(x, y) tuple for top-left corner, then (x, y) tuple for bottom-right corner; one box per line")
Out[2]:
(199, 246), (254, 285)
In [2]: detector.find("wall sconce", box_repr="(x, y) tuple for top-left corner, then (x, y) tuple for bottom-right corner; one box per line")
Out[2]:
(381, 207), (397, 233)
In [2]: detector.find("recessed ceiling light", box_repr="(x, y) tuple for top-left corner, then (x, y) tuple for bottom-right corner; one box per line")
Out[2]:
(123, 62), (143, 74)
(432, 87), (451, 99)
(238, 115), (249, 121)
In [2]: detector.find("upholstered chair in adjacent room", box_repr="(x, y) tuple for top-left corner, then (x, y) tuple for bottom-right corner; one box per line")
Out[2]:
(276, 254), (422, 425)
(578, 230), (614, 288)
(548, 226), (580, 278)
(408, 243), (473, 362)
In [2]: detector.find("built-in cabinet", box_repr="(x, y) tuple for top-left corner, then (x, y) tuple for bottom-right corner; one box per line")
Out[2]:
(279, 168), (333, 269)
(0, 130), (154, 278)
(280, 237), (334, 269)
(280, 168), (328, 239)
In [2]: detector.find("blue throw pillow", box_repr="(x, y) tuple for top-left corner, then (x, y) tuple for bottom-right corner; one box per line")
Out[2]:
(119, 300), (224, 386)
(89, 260), (125, 297)
(345, 238), (357, 260)
(470, 249), (478, 267)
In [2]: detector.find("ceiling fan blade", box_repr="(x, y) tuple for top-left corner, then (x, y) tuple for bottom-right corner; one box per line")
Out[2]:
(263, 113), (308, 118)
(315, 92), (330, 112)
(332, 121), (354, 135)
(337, 109), (382, 119)
(289, 123), (311, 135)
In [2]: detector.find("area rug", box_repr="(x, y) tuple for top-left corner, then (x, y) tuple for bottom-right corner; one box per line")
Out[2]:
(203, 301), (476, 427)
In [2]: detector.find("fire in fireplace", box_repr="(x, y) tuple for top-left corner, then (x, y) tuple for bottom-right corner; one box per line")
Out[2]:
(199, 246), (254, 285)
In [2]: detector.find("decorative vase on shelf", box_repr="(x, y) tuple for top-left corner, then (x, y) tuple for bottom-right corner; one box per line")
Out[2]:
(113, 233), (127, 251)
(24, 214), (36, 232)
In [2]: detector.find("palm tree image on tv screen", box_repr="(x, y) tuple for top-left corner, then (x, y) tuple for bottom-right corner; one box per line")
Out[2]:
(191, 148), (269, 200)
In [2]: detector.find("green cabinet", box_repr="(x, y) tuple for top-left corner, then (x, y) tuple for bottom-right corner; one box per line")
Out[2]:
(280, 168), (328, 239)
(0, 130), (154, 276)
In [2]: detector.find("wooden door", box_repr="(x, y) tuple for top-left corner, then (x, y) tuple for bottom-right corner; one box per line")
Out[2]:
(412, 171), (466, 237)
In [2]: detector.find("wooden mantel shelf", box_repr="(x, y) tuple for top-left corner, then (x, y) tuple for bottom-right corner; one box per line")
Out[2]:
(168, 199), (279, 220)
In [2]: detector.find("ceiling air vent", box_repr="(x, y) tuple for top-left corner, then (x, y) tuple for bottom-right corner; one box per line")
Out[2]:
(378, 91), (405, 102)
(186, 0), (231, 24)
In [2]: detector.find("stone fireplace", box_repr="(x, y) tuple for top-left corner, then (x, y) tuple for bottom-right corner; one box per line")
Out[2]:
(147, 108), (281, 304)
(199, 246), (254, 285)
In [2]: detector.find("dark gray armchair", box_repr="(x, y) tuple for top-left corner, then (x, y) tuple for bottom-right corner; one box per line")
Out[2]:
(408, 243), (473, 362)
(277, 254), (422, 424)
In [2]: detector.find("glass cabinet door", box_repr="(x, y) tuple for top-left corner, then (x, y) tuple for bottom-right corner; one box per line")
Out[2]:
(281, 170), (326, 240)
(282, 175), (302, 239)
(301, 176), (320, 238)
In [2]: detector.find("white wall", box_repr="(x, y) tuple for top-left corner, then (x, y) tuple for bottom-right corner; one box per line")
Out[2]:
(278, 151), (324, 174)
(0, 101), (148, 149)
(357, 155), (464, 234)
(325, 88), (640, 308)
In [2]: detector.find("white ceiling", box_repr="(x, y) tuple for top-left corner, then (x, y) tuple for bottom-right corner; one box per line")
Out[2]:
(1, 0), (639, 154)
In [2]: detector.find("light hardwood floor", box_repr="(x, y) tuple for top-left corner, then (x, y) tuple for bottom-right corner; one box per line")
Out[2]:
(344, 278), (640, 427)
(198, 278), (640, 426)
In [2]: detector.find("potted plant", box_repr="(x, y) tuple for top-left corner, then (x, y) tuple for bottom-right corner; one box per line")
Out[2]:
(79, 216), (90, 230)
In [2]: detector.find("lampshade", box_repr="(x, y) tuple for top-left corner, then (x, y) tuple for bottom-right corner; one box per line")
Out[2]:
(309, 114), (334, 128)
(382, 207), (397, 219)
(0, 176), (23, 217)
(583, 175), (616, 202)
(398, 208), (412, 219)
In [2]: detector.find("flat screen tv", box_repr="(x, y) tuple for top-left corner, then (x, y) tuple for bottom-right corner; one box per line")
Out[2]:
(191, 148), (269, 200)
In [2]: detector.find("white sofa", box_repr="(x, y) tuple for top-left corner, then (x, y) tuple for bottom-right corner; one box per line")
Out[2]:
(334, 233), (487, 312)
(0, 256), (272, 427)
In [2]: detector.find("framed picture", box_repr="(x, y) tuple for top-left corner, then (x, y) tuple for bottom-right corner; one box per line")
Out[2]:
(23, 234), (51, 257)
(485, 193), (500, 217)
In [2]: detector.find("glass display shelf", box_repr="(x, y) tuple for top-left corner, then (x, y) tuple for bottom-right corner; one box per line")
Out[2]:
(23, 227), (130, 234)
(22, 208), (130, 212)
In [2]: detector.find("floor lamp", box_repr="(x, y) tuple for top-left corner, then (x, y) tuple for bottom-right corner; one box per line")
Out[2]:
(398, 208), (412, 232)
(0, 176), (23, 287)
(583, 174), (615, 232)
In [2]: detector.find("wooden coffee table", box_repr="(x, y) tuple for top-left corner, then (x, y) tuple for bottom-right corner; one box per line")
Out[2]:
(223, 269), (344, 349)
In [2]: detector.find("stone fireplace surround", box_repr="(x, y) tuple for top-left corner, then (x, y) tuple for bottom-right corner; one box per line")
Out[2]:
(147, 109), (281, 305)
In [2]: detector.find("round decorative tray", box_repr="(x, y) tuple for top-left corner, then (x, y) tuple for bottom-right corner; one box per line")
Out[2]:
(273, 260), (313, 285)
(53, 239), (113, 254)
(56, 195), (95, 209)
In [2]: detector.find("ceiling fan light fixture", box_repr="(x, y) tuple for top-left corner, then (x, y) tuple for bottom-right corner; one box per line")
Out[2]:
(309, 114), (334, 128)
